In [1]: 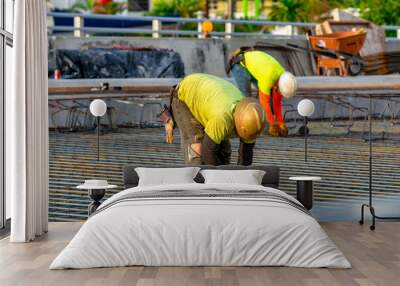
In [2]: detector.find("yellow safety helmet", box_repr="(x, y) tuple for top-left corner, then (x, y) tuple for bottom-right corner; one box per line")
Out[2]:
(234, 98), (266, 141)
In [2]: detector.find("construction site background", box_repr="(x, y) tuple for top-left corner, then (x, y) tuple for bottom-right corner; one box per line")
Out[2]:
(46, 8), (400, 222)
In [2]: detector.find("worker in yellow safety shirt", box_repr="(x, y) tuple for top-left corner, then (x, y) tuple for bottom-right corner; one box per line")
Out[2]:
(160, 73), (266, 166)
(227, 48), (298, 137)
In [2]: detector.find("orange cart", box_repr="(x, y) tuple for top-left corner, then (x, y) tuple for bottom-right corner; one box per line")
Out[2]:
(308, 31), (367, 76)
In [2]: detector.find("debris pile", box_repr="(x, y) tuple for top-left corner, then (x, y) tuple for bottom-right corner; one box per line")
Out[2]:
(362, 51), (400, 75)
(48, 47), (185, 79)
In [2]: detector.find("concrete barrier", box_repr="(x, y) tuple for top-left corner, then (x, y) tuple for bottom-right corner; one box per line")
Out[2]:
(50, 36), (316, 76)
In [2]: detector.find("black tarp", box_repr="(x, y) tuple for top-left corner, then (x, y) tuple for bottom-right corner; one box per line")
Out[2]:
(49, 48), (185, 79)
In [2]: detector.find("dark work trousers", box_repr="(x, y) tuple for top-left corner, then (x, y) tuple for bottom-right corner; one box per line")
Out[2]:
(231, 63), (259, 97)
(171, 90), (231, 165)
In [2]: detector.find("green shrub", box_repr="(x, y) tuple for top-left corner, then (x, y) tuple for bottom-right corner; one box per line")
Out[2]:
(148, 0), (204, 18)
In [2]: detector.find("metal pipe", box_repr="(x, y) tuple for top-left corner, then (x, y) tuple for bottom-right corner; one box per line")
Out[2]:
(47, 12), (318, 28)
(97, 116), (100, 161)
(48, 76), (400, 96)
(48, 25), (302, 39)
(304, 116), (308, 162)
(369, 95), (372, 206)
(297, 76), (400, 91)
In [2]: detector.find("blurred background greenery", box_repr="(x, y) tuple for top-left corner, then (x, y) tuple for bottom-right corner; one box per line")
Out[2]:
(64, 0), (400, 36)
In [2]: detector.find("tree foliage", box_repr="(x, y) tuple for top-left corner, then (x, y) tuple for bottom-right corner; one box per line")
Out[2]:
(269, 0), (400, 27)
(146, 0), (399, 33)
(358, 0), (400, 26)
(269, 0), (330, 22)
(148, 0), (204, 18)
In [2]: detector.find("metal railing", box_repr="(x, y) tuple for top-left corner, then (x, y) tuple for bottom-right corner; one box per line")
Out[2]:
(47, 12), (400, 39)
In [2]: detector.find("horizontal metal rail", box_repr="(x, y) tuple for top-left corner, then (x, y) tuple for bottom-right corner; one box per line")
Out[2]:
(48, 76), (400, 100)
(48, 25), (299, 38)
(48, 12), (317, 27)
(47, 12), (400, 39)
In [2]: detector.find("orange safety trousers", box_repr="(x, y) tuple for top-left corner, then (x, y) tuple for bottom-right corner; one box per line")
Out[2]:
(258, 87), (284, 126)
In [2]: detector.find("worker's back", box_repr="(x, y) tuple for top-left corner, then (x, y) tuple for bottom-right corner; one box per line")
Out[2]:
(243, 51), (285, 94)
(178, 73), (243, 144)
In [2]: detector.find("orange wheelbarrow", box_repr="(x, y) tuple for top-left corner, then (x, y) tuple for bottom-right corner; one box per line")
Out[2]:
(287, 30), (367, 76)
(308, 31), (367, 76)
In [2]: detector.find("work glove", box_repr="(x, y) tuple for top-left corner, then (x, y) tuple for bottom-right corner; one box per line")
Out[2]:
(159, 104), (174, 144)
(165, 120), (174, 144)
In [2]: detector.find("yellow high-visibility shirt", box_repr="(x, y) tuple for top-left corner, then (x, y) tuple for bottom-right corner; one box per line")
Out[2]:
(242, 51), (285, 95)
(178, 73), (244, 144)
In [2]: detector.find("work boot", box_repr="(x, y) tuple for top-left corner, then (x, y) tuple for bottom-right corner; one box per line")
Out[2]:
(268, 123), (280, 137)
(278, 123), (289, 137)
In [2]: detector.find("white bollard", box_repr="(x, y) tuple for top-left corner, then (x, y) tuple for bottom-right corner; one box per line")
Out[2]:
(225, 22), (234, 39)
(152, 19), (162, 38)
(73, 15), (84, 38)
(196, 11), (205, 39)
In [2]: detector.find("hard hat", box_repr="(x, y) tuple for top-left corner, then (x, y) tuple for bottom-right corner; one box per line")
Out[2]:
(278, 71), (298, 98)
(234, 98), (266, 141)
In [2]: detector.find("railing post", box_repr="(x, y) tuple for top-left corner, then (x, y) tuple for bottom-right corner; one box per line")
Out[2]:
(152, 19), (162, 38)
(196, 11), (205, 39)
(225, 21), (234, 39)
(73, 15), (84, 37)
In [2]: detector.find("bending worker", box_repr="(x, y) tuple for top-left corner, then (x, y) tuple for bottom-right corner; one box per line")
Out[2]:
(227, 48), (298, 137)
(165, 73), (266, 166)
